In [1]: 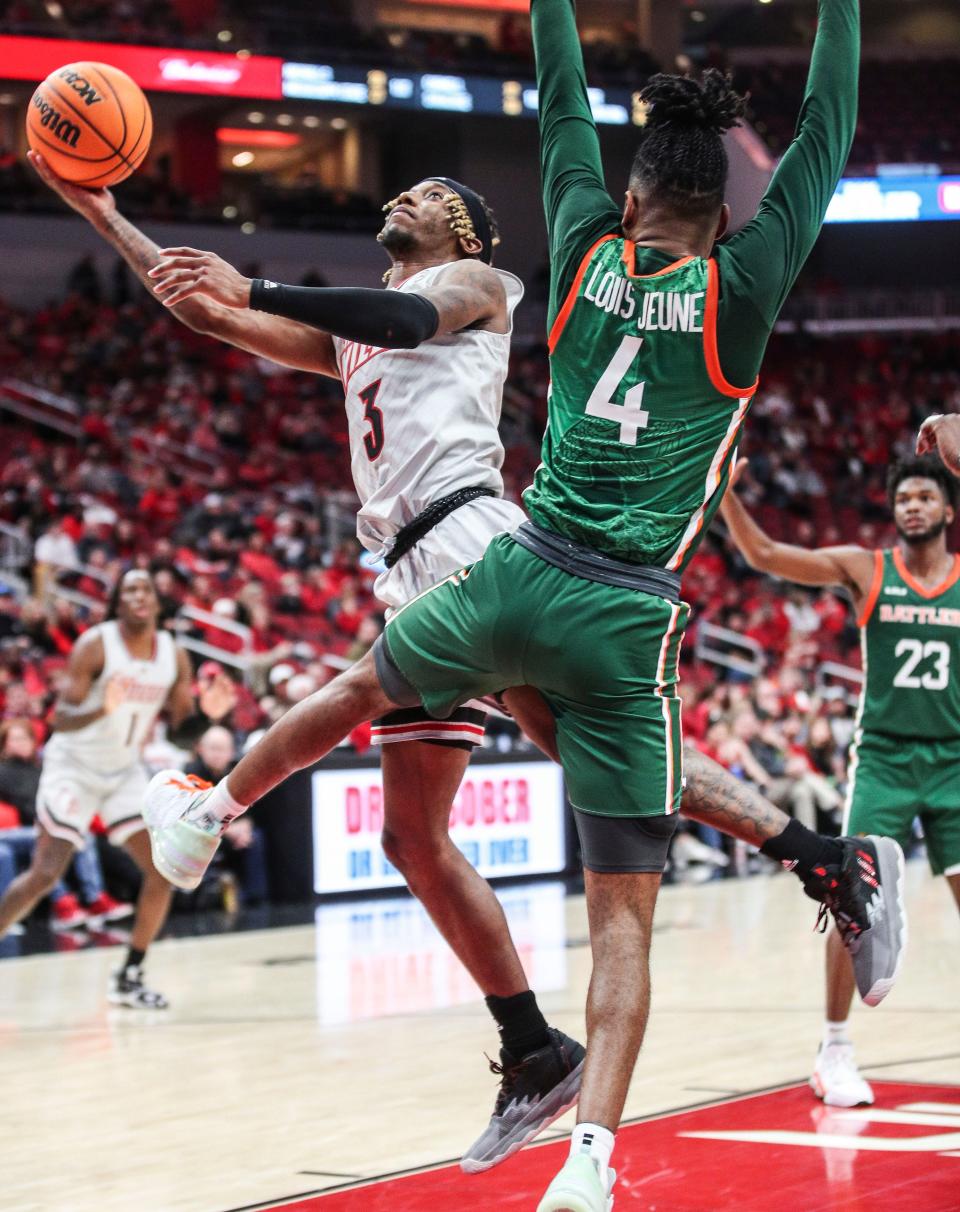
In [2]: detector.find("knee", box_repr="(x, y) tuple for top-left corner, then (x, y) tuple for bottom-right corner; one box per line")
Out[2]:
(381, 826), (445, 877)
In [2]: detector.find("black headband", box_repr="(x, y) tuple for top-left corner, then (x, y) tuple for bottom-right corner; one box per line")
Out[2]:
(431, 176), (496, 264)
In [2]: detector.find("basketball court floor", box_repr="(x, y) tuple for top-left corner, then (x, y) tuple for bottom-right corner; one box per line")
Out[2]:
(2, 860), (958, 1212)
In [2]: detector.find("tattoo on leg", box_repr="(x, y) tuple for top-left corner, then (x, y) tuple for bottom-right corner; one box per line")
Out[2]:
(681, 748), (788, 846)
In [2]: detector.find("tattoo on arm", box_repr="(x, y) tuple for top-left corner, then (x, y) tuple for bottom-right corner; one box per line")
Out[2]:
(681, 748), (789, 847)
(99, 213), (215, 330)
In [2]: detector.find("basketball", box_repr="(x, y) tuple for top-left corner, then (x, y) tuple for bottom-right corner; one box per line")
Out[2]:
(26, 61), (152, 188)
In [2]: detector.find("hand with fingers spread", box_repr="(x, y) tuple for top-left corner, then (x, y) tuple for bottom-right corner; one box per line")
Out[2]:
(148, 247), (253, 309)
(917, 414), (960, 478)
(27, 149), (116, 224)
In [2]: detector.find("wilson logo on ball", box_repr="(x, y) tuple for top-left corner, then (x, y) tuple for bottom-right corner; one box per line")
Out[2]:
(30, 94), (80, 148)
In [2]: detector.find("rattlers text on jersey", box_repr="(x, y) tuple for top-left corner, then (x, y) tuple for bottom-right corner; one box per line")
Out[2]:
(332, 263), (525, 578)
(37, 621), (178, 849)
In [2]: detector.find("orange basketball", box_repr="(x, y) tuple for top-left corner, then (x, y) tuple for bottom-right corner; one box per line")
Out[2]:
(26, 61), (153, 188)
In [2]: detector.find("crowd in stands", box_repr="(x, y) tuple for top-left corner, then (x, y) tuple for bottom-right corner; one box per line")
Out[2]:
(739, 57), (960, 169)
(0, 266), (958, 933)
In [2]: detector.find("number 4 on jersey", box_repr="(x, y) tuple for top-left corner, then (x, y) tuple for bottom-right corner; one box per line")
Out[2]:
(585, 335), (649, 445)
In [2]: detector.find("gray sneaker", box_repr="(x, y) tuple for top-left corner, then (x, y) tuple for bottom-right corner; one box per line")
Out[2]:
(806, 835), (907, 1007)
(460, 1028), (585, 1173)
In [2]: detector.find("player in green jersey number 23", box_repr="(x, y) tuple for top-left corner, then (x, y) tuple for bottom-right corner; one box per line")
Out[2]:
(721, 454), (960, 1109)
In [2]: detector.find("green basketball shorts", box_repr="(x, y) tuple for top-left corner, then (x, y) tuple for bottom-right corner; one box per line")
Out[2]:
(379, 533), (688, 819)
(844, 731), (960, 876)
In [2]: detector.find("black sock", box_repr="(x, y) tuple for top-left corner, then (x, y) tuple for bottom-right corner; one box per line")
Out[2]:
(485, 991), (550, 1059)
(125, 947), (146, 971)
(760, 818), (844, 879)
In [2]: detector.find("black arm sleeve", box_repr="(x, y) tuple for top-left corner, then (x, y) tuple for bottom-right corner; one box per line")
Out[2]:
(249, 281), (440, 349)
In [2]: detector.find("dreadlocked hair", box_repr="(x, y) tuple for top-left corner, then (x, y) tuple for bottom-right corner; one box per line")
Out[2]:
(631, 70), (747, 220)
(887, 455), (959, 511)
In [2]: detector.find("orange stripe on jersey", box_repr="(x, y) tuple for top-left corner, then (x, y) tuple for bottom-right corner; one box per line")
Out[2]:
(620, 242), (694, 279)
(857, 549), (885, 626)
(548, 234), (618, 353)
(704, 259), (760, 399)
(892, 547), (960, 600)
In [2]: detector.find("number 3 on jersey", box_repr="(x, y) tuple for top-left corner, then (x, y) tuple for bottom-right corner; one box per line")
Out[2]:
(360, 379), (385, 461)
(585, 336), (649, 445)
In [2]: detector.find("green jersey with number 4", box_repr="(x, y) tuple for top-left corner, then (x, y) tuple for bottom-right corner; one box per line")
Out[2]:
(859, 547), (960, 741)
(523, 235), (757, 573)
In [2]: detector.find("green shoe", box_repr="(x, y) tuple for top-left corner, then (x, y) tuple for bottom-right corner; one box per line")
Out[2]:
(536, 1154), (615, 1212)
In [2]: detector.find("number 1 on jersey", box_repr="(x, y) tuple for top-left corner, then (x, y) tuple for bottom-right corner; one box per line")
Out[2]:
(360, 379), (385, 461)
(585, 336), (649, 445)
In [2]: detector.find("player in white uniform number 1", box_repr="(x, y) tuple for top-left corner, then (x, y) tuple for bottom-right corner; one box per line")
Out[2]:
(0, 570), (233, 1007)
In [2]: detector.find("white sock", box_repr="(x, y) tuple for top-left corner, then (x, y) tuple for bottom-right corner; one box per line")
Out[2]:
(186, 777), (246, 829)
(571, 1123), (615, 1178)
(823, 1020), (851, 1048)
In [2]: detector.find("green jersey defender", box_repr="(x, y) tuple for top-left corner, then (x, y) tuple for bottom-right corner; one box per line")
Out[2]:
(848, 547), (960, 875)
(382, 0), (860, 821)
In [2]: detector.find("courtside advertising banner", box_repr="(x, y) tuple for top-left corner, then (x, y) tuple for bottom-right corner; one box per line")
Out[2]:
(312, 759), (567, 894)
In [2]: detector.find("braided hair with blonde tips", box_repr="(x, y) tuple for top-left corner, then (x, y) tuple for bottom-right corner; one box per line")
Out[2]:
(631, 70), (747, 220)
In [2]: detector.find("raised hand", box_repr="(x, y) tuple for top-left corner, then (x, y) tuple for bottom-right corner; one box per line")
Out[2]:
(148, 247), (253, 309)
(198, 671), (239, 722)
(917, 414), (960, 478)
(27, 150), (116, 223)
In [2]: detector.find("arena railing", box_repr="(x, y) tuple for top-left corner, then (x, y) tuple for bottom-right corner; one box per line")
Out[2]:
(815, 661), (864, 709)
(0, 521), (32, 580)
(693, 622), (765, 679)
(0, 378), (83, 440)
(171, 605), (255, 680)
(777, 288), (960, 334)
(44, 561), (114, 614)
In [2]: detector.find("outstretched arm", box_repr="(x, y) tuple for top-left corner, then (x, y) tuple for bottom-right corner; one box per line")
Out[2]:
(722, 0), (860, 326)
(531, 0), (622, 325)
(719, 461), (874, 607)
(28, 151), (338, 377)
(149, 251), (508, 345)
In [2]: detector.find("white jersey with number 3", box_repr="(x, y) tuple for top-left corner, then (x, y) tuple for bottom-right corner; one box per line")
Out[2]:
(44, 621), (178, 775)
(332, 264), (525, 562)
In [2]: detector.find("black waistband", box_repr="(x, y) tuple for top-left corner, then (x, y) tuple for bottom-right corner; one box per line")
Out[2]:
(384, 486), (496, 569)
(511, 521), (682, 602)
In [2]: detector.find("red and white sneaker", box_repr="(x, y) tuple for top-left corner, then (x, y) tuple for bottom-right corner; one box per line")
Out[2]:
(50, 893), (88, 932)
(85, 892), (134, 926)
(143, 770), (220, 892)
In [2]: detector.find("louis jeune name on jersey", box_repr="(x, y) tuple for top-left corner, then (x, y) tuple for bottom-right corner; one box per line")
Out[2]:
(524, 236), (757, 571)
(583, 261), (706, 335)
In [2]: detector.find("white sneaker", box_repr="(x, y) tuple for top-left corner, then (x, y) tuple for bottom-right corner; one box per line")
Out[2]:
(143, 769), (221, 892)
(810, 1041), (875, 1107)
(537, 1155), (615, 1212)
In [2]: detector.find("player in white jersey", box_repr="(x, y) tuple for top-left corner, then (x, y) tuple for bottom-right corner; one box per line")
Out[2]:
(31, 152), (901, 1171)
(0, 570), (231, 1007)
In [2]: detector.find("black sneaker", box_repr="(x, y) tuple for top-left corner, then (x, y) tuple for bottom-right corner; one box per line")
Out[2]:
(107, 964), (169, 1010)
(803, 835), (907, 1007)
(460, 1027), (585, 1173)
